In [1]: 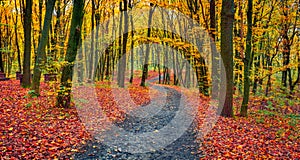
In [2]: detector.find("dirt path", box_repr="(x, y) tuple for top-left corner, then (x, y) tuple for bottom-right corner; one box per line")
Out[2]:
(72, 85), (202, 160)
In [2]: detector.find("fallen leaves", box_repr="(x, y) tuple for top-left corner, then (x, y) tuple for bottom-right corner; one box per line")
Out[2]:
(0, 76), (164, 159)
(0, 76), (299, 159)
(198, 110), (300, 159)
(0, 80), (91, 159)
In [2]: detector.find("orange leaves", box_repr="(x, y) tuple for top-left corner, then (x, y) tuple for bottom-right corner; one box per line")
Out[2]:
(0, 80), (91, 159)
(1, 75), (167, 158)
(1, 76), (299, 159)
(199, 110), (300, 159)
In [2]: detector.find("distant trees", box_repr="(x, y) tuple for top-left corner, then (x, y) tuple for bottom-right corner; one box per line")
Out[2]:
(279, 0), (300, 92)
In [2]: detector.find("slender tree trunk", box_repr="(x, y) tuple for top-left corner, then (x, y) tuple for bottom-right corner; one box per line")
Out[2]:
(157, 46), (161, 84)
(31, 0), (56, 95)
(172, 47), (177, 85)
(117, 2), (124, 86)
(241, 0), (253, 117)
(220, 0), (234, 117)
(39, 0), (43, 33)
(265, 38), (274, 96)
(0, 28), (3, 73)
(252, 55), (260, 94)
(235, 1), (244, 92)
(56, 0), (85, 108)
(282, 42), (290, 88)
(105, 47), (110, 80)
(129, 7), (134, 83)
(164, 48), (170, 85)
(88, 0), (96, 81)
(52, 0), (61, 60)
(280, 0), (299, 92)
(22, 0), (33, 88)
(13, 0), (22, 72)
(210, 0), (220, 99)
(292, 52), (300, 91)
(0, 22), (4, 73)
(111, 7), (116, 80)
(119, 0), (129, 87)
(141, 5), (156, 87)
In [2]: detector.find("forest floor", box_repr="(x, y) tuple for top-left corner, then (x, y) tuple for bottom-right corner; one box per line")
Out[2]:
(0, 71), (299, 159)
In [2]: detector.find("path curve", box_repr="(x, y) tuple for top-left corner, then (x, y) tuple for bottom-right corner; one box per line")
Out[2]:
(72, 83), (203, 159)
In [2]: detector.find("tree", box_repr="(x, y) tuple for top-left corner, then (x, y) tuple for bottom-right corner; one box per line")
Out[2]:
(241, 0), (253, 117)
(22, 0), (33, 88)
(117, 0), (129, 88)
(88, 0), (96, 81)
(280, 0), (299, 92)
(0, 20), (3, 73)
(141, 3), (156, 87)
(129, 0), (134, 84)
(13, 0), (22, 73)
(56, 0), (85, 108)
(210, 0), (220, 99)
(31, 0), (56, 95)
(220, 0), (234, 117)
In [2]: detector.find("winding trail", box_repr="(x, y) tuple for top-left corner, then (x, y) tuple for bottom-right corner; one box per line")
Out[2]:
(73, 83), (203, 160)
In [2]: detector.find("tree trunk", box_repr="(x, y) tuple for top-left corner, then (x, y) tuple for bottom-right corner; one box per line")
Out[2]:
(292, 52), (300, 91)
(233, 2), (242, 93)
(252, 55), (260, 94)
(220, 0), (234, 117)
(141, 5), (156, 87)
(56, 0), (85, 108)
(157, 46), (161, 84)
(0, 27), (3, 73)
(31, 0), (56, 95)
(13, 0), (22, 72)
(88, 0), (96, 81)
(241, 0), (253, 117)
(119, 0), (129, 88)
(282, 43), (290, 88)
(210, 0), (220, 99)
(117, 2), (124, 86)
(51, 0), (61, 61)
(129, 7), (134, 84)
(22, 0), (33, 88)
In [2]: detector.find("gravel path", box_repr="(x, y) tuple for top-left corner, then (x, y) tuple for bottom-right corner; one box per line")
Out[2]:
(72, 84), (203, 160)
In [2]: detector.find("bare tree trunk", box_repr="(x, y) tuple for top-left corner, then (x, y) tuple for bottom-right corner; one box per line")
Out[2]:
(0, 27), (3, 73)
(241, 0), (253, 117)
(220, 0), (234, 117)
(22, 0), (33, 88)
(119, 0), (129, 87)
(13, 0), (22, 72)
(141, 4), (156, 87)
(31, 0), (56, 95)
(88, 0), (96, 81)
(210, 0), (220, 99)
(56, 0), (85, 108)
(129, 1), (134, 83)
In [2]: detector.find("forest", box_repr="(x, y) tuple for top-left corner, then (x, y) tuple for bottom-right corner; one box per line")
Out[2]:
(0, 0), (299, 159)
